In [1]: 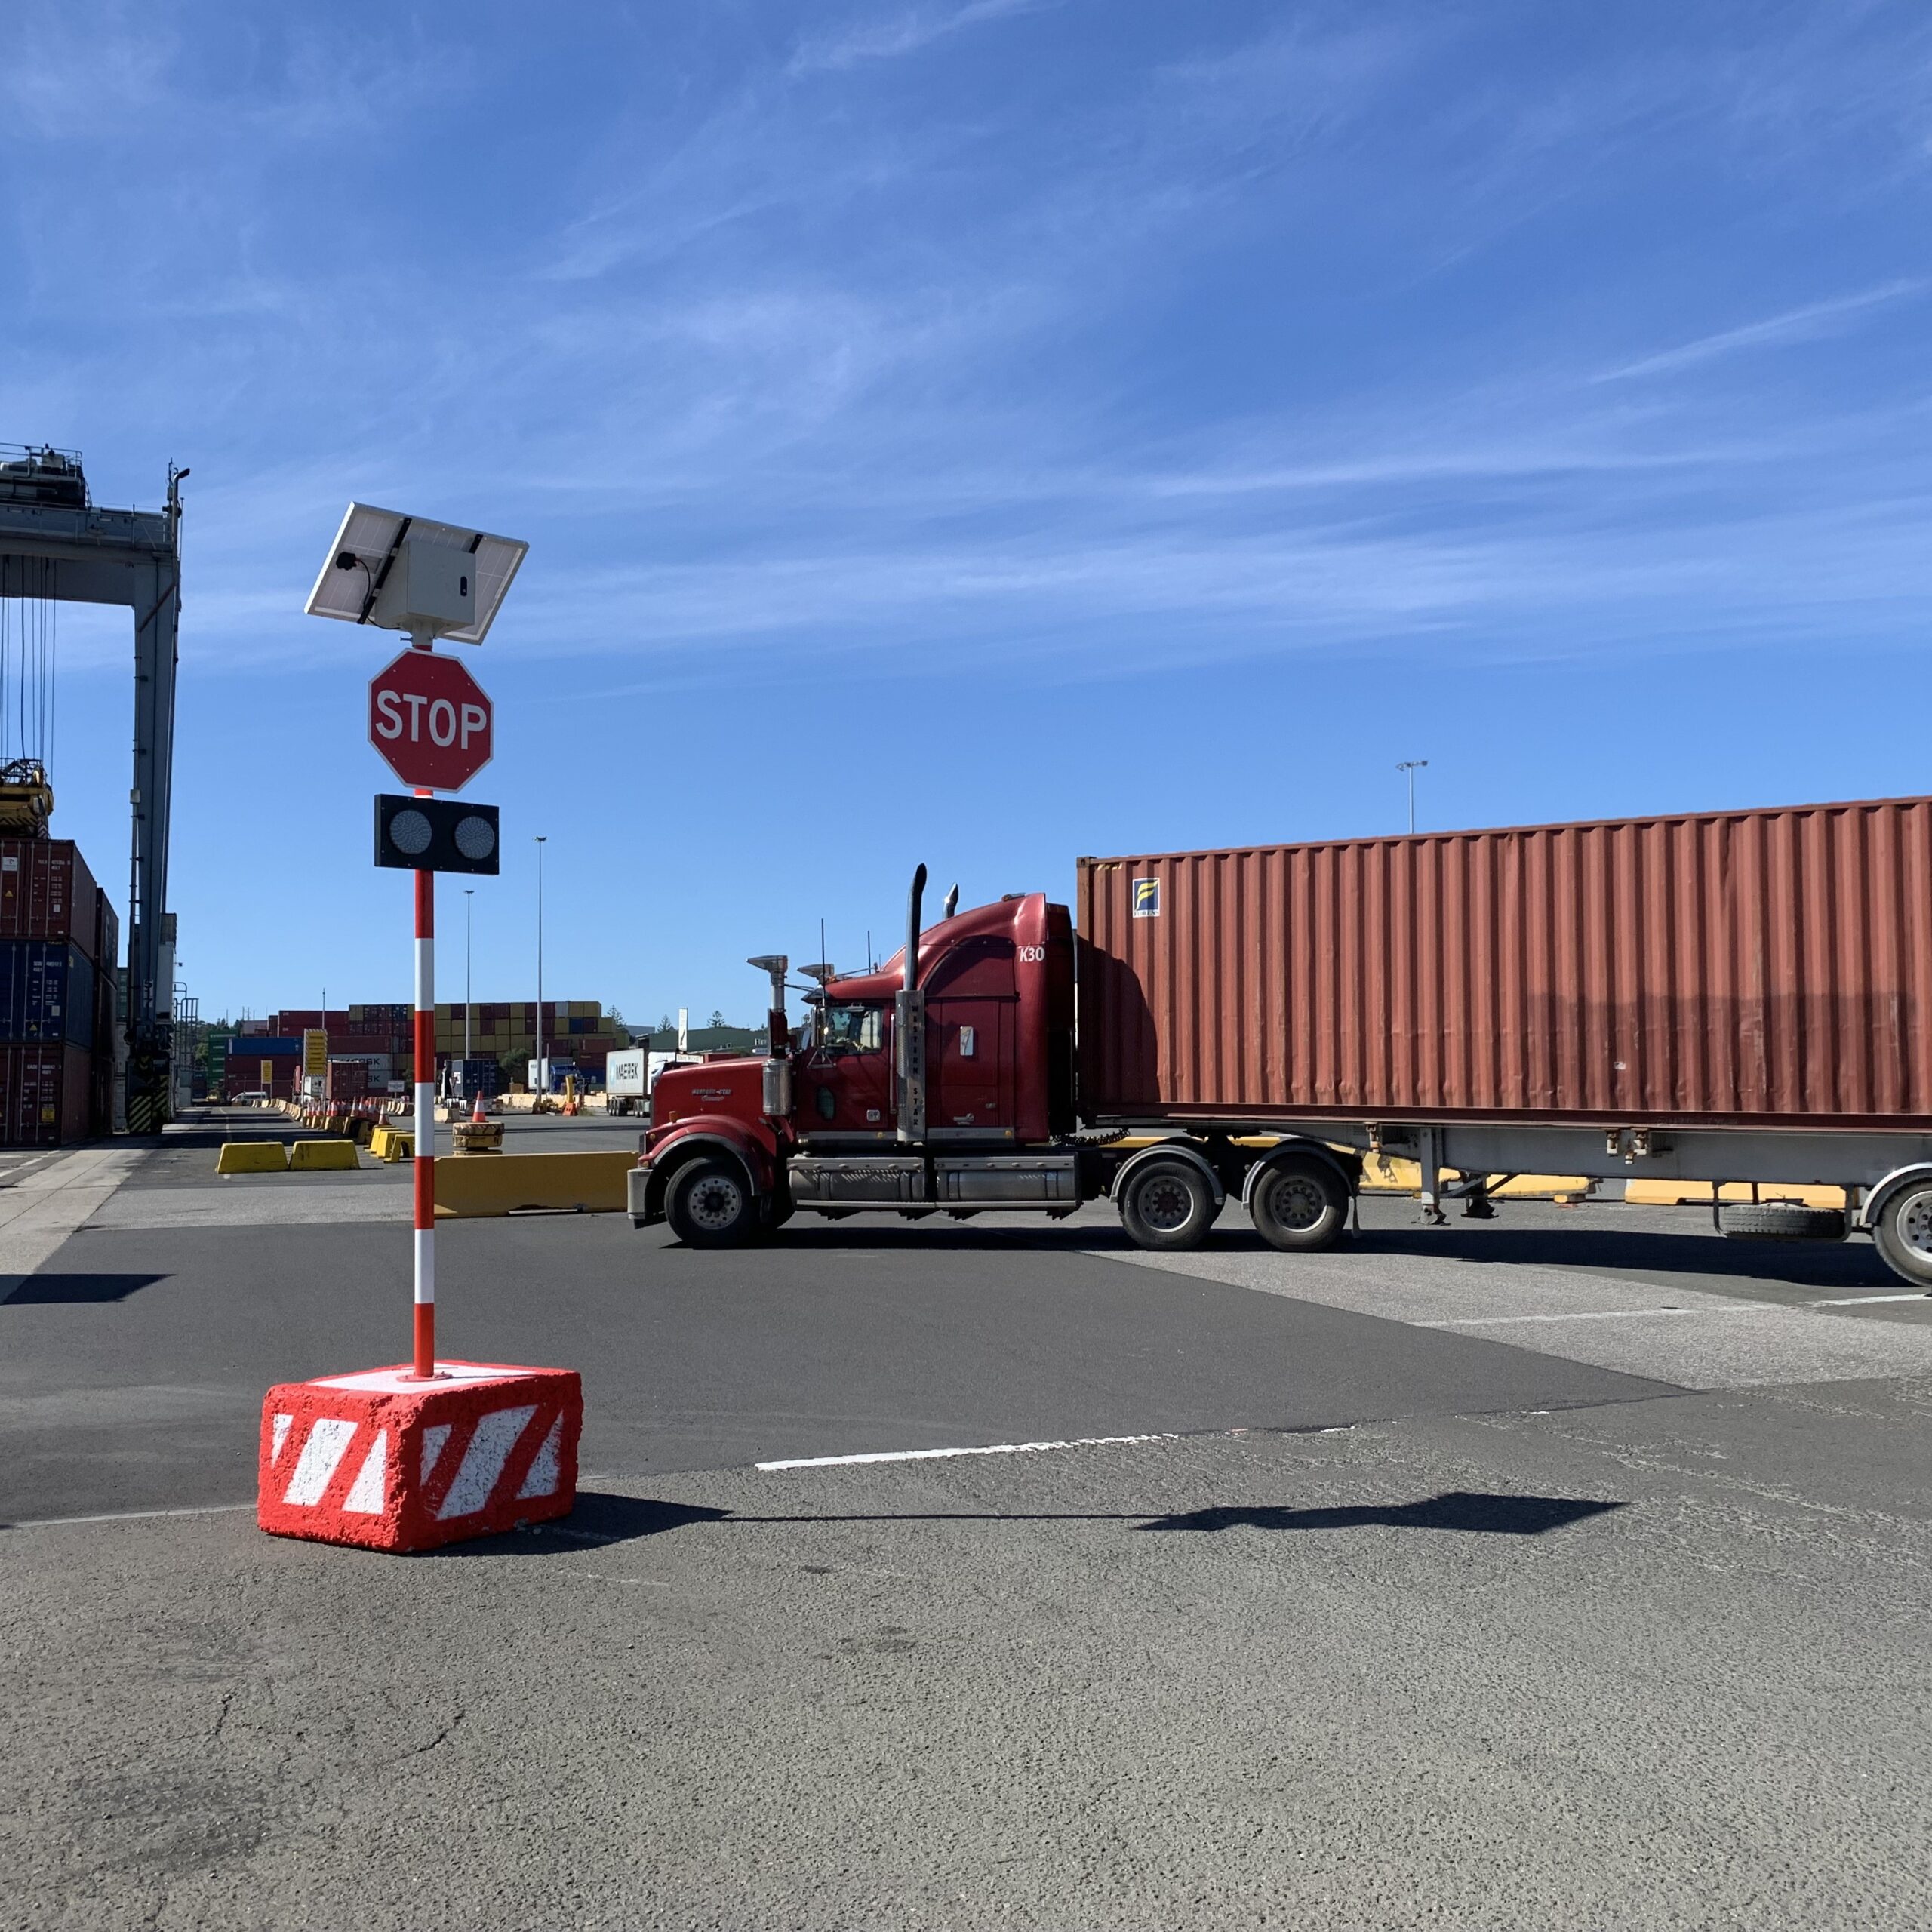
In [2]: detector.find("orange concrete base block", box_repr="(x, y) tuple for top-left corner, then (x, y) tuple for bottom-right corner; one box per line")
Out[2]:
(257, 1361), (582, 1552)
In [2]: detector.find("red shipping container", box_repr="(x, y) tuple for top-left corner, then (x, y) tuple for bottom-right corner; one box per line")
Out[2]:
(325, 1060), (368, 1102)
(1078, 795), (1932, 1133)
(0, 841), (101, 958)
(0, 1041), (94, 1146)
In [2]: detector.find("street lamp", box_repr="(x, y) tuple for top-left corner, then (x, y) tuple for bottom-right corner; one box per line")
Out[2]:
(464, 889), (474, 1064)
(1397, 759), (1429, 835)
(534, 835), (546, 1095)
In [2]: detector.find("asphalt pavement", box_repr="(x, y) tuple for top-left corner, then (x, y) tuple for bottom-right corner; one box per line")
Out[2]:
(4, 1109), (1929, 1929)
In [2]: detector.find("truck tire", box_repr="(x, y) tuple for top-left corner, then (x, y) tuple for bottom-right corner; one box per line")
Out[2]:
(1718, 1201), (1846, 1242)
(1872, 1180), (1932, 1287)
(666, 1157), (758, 1248)
(1118, 1158), (1215, 1252)
(1250, 1157), (1348, 1253)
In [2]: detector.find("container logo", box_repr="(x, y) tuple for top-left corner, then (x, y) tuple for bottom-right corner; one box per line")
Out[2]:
(1132, 878), (1161, 918)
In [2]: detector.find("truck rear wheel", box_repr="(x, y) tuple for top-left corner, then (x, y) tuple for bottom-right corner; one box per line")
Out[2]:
(666, 1157), (758, 1248)
(1118, 1158), (1215, 1252)
(1250, 1158), (1347, 1253)
(1873, 1180), (1932, 1287)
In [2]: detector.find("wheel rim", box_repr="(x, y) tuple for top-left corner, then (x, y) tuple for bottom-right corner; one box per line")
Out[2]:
(687, 1176), (743, 1232)
(1895, 1189), (1932, 1265)
(1267, 1172), (1327, 1232)
(1139, 1174), (1195, 1233)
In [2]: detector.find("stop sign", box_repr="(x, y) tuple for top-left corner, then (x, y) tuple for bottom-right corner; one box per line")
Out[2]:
(368, 648), (494, 791)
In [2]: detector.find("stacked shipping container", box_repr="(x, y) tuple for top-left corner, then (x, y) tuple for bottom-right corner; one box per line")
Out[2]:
(254, 1001), (620, 1087)
(0, 838), (118, 1145)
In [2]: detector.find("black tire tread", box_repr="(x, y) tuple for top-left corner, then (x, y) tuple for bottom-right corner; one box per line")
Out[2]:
(1718, 1201), (1845, 1241)
(1118, 1158), (1214, 1253)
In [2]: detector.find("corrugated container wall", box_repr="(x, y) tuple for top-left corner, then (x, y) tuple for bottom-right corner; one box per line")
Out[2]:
(0, 1043), (94, 1146)
(0, 942), (96, 1048)
(0, 840), (100, 955)
(1077, 797), (1932, 1131)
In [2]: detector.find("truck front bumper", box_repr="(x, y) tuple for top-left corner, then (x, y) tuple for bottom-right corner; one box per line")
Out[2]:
(626, 1162), (660, 1228)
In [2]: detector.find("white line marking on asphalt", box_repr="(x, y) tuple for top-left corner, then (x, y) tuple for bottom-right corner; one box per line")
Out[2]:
(1423, 1306), (1771, 1327)
(1807, 1291), (1931, 1306)
(5, 1501), (255, 1530)
(757, 1431), (1178, 1471)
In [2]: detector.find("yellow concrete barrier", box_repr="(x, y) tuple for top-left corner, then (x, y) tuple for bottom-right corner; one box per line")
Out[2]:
(370, 1126), (415, 1162)
(217, 1141), (289, 1175)
(1625, 1180), (1848, 1210)
(289, 1139), (360, 1172)
(434, 1149), (636, 1217)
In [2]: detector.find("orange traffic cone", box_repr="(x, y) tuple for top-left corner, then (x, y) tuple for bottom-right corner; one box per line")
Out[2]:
(472, 1090), (488, 1124)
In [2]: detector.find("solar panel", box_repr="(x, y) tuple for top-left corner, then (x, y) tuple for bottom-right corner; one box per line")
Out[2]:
(304, 501), (528, 645)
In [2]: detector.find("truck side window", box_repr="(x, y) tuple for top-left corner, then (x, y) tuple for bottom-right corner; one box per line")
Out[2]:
(825, 1005), (883, 1053)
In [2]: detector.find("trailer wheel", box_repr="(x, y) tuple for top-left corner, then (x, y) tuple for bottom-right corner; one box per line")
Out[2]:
(1873, 1181), (1932, 1287)
(666, 1157), (758, 1248)
(1718, 1201), (1846, 1242)
(1119, 1158), (1214, 1252)
(1250, 1158), (1348, 1253)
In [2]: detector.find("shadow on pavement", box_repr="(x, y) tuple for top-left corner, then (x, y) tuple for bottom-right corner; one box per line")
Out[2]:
(688, 1214), (1892, 1284)
(451, 1488), (1625, 1555)
(3, 1272), (171, 1305)
(1350, 1225), (1891, 1287)
(1134, 1491), (1626, 1535)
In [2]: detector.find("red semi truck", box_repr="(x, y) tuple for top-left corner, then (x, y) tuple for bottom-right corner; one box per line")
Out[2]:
(629, 795), (1932, 1287)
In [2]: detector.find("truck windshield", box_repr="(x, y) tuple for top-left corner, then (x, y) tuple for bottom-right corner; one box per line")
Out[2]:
(823, 1005), (882, 1052)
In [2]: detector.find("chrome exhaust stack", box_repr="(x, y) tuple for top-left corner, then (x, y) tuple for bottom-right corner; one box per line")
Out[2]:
(896, 865), (927, 1143)
(747, 954), (791, 1118)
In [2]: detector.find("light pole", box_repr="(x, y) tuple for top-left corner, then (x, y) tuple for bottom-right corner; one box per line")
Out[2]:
(464, 889), (474, 1063)
(534, 836), (546, 1094)
(1397, 759), (1429, 834)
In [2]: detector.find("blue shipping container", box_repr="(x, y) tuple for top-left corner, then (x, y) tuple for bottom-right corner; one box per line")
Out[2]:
(0, 941), (95, 1048)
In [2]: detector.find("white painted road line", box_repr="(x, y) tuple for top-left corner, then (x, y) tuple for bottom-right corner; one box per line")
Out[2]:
(758, 1431), (1179, 1472)
(5, 1501), (254, 1531)
(1423, 1306), (1769, 1327)
(1807, 1291), (1932, 1306)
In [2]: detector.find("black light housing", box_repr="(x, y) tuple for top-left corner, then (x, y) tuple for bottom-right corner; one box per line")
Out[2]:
(374, 794), (500, 875)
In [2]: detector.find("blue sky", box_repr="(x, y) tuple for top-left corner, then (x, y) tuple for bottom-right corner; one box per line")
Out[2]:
(2, 2), (1928, 1026)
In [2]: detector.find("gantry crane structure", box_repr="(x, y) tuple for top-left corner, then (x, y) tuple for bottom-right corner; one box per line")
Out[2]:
(0, 445), (183, 1131)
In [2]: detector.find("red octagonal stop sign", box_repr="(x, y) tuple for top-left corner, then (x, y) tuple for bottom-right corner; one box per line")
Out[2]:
(368, 648), (494, 792)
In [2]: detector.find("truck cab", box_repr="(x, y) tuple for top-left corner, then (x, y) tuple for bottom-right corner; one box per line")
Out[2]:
(632, 874), (1085, 1244)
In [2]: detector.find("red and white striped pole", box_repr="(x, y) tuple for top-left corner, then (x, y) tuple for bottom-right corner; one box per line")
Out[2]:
(412, 795), (438, 1379)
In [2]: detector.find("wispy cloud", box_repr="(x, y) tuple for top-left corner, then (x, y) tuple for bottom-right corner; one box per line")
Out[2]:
(789, 0), (1049, 75)
(1593, 278), (1927, 382)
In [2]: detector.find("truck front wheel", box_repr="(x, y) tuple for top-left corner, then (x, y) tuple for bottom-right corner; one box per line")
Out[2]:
(1118, 1158), (1215, 1252)
(666, 1157), (759, 1248)
(1249, 1158), (1347, 1253)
